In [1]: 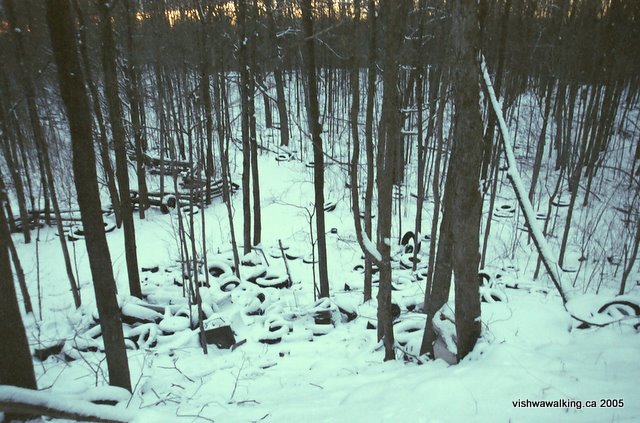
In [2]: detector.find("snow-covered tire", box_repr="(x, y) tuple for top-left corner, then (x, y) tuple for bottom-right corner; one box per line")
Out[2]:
(494, 203), (516, 218)
(219, 274), (241, 292)
(597, 300), (640, 318)
(255, 273), (290, 289)
(275, 153), (292, 162)
(259, 317), (289, 344)
(480, 287), (507, 303)
(323, 201), (337, 212)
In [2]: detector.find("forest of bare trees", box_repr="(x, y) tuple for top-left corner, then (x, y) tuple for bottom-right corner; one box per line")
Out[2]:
(0, 0), (639, 421)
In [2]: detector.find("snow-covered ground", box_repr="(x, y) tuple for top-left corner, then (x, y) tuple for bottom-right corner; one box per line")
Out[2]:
(4, 75), (640, 422)
(5, 149), (637, 422)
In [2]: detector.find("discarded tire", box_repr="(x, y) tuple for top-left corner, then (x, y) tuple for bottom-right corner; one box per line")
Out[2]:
(275, 153), (292, 162)
(219, 274), (241, 292)
(259, 317), (289, 344)
(494, 203), (516, 218)
(323, 201), (337, 212)
(255, 273), (290, 289)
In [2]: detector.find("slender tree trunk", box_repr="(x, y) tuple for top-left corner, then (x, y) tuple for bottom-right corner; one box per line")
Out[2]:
(196, 6), (216, 206)
(99, 0), (142, 298)
(301, 0), (330, 298)
(5, 0), (81, 308)
(0, 100), (31, 243)
(480, 0), (511, 181)
(414, 66), (442, 271)
(248, 0), (262, 248)
(154, 63), (167, 198)
(376, 0), (411, 360)
(553, 82), (567, 171)
(214, 72), (242, 277)
(237, 0), (253, 255)
(263, 0), (290, 147)
(480, 137), (501, 269)
(363, 0), (377, 302)
(123, 0), (149, 219)
(529, 78), (555, 202)
(5, 218), (33, 314)
(420, 174), (454, 358)
(47, 0), (132, 391)
(349, 0), (376, 295)
(619, 221), (640, 295)
(0, 187), (37, 423)
(71, 0), (122, 228)
(0, 172), (16, 233)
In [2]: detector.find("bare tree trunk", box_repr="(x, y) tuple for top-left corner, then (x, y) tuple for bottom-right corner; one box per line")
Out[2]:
(249, 0), (262, 248)
(195, 4), (216, 206)
(215, 80), (241, 278)
(0, 172), (16, 233)
(47, 0), (132, 391)
(480, 136), (501, 269)
(422, 0), (485, 361)
(301, 0), (330, 298)
(264, 0), (290, 147)
(480, 0), (511, 181)
(414, 66), (442, 271)
(528, 78), (555, 202)
(123, 0), (149, 219)
(362, 0), (377, 302)
(154, 63), (168, 198)
(619, 221), (640, 295)
(99, 0), (142, 298)
(0, 98), (31, 243)
(188, 131), (208, 355)
(5, 0), (81, 308)
(237, 0), (253, 255)
(376, 0), (411, 360)
(349, 0), (375, 293)
(0, 189), (37, 421)
(553, 82), (567, 171)
(420, 175), (454, 358)
(213, 40), (242, 276)
(71, 0), (122, 228)
(558, 86), (601, 269)
(448, 0), (484, 358)
(5, 219), (33, 314)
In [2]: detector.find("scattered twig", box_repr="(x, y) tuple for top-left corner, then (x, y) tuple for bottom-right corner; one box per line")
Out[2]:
(158, 358), (194, 383)
(229, 355), (247, 402)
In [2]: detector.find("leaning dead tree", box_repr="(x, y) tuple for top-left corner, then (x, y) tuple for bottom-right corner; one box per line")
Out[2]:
(481, 56), (640, 328)
(480, 56), (573, 305)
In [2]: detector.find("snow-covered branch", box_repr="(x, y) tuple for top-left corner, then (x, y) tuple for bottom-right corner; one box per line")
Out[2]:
(480, 55), (574, 304)
(0, 385), (135, 423)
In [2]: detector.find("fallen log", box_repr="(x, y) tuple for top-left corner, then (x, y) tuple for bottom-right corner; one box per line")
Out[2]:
(0, 385), (135, 423)
(142, 153), (191, 169)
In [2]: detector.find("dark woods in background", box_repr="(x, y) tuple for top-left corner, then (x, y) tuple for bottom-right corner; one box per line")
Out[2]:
(0, 0), (637, 240)
(1, 0), (638, 238)
(2, 1), (638, 89)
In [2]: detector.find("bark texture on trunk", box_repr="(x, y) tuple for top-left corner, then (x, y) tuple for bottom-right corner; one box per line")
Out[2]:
(47, 0), (132, 390)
